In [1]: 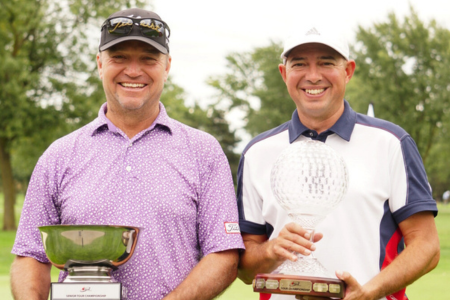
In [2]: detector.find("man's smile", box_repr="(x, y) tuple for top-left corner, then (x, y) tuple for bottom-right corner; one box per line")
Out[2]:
(120, 82), (147, 88)
(304, 88), (326, 95)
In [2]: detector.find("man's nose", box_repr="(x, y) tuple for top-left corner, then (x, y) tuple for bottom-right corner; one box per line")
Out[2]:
(305, 64), (322, 83)
(124, 59), (143, 77)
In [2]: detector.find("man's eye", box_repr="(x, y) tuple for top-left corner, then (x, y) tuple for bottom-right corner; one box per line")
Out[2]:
(143, 56), (158, 62)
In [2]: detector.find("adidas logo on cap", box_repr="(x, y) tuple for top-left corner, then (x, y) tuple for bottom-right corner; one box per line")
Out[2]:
(306, 27), (320, 36)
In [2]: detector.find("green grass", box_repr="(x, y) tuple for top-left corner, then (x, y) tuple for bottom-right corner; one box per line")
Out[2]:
(0, 193), (448, 299)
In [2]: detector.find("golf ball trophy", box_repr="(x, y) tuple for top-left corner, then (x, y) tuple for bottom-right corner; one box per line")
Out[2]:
(39, 225), (139, 300)
(253, 140), (348, 298)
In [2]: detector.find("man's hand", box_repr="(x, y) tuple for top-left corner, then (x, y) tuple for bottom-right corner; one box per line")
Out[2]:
(268, 222), (323, 262)
(336, 271), (367, 300)
(238, 223), (322, 284)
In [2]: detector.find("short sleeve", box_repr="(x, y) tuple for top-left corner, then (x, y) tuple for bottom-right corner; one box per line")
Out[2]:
(11, 150), (61, 262)
(390, 135), (437, 223)
(237, 154), (268, 235)
(196, 140), (244, 256)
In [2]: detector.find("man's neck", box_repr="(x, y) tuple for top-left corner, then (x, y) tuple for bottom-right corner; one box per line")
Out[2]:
(106, 104), (160, 139)
(297, 104), (344, 134)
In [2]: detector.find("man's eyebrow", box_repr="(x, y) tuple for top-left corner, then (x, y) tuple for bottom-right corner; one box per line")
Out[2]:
(319, 55), (338, 61)
(290, 57), (306, 62)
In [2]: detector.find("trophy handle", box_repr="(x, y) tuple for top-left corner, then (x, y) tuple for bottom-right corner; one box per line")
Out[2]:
(111, 227), (140, 268)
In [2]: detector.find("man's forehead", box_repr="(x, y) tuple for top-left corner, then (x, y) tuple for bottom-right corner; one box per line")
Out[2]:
(287, 43), (342, 60)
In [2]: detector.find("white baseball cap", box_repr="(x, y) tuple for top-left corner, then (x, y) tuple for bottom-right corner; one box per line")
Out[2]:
(281, 24), (349, 61)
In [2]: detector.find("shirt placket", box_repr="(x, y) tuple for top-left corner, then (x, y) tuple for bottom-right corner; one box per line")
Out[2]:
(124, 140), (134, 177)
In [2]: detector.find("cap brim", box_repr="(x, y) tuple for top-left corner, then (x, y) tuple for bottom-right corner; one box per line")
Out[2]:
(99, 36), (168, 54)
(281, 42), (348, 61)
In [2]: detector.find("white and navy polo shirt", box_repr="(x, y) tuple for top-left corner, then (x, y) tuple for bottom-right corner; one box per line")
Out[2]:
(237, 100), (438, 300)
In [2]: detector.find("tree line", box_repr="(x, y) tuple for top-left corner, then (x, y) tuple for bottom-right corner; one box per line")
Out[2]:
(1, 2), (449, 230)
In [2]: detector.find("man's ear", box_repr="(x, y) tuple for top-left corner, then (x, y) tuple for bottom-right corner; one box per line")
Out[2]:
(279, 63), (287, 83)
(345, 60), (356, 84)
(97, 52), (103, 80)
(164, 55), (172, 82)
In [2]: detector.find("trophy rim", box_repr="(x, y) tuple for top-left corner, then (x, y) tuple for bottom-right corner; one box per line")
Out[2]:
(38, 224), (141, 270)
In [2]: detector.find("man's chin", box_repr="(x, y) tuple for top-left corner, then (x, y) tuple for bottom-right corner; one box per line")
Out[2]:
(117, 100), (146, 111)
(121, 105), (144, 111)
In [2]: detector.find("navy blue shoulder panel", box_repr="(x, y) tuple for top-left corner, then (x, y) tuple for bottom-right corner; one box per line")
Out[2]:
(393, 135), (438, 222)
(355, 113), (409, 141)
(242, 121), (290, 155)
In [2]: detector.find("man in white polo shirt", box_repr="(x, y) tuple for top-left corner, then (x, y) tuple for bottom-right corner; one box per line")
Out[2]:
(236, 24), (440, 300)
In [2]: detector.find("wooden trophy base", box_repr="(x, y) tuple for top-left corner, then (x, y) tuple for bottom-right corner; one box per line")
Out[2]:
(253, 273), (345, 299)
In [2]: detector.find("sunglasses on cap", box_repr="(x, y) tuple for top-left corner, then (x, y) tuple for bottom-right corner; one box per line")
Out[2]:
(101, 17), (171, 38)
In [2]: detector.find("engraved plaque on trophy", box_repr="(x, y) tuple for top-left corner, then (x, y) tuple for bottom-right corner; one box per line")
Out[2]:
(253, 140), (348, 299)
(39, 225), (140, 300)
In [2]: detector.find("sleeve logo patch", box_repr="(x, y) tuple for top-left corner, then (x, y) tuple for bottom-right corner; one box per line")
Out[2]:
(224, 222), (241, 234)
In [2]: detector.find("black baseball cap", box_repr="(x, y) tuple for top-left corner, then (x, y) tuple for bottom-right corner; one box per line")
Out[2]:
(99, 8), (170, 54)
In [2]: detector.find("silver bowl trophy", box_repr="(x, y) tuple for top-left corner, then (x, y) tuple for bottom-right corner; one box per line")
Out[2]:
(39, 225), (140, 300)
(253, 140), (348, 299)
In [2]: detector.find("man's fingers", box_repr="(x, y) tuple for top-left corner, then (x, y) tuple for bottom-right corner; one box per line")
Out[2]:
(268, 223), (322, 263)
(284, 222), (312, 239)
(279, 225), (317, 250)
(286, 233), (316, 251)
(313, 232), (323, 243)
(271, 238), (314, 261)
(272, 243), (298, 261)
(336, 270), (358, 286)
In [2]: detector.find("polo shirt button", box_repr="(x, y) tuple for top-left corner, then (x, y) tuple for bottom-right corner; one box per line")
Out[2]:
(126, 166), (131, 172)
(309, 132), (314, 137)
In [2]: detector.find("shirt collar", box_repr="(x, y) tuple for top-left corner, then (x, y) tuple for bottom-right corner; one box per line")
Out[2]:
(90, 102), (173, 136)
(288, 100), (356, 143)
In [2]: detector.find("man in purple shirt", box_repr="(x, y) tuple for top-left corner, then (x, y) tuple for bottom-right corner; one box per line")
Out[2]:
(11, 8), (244, 300)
